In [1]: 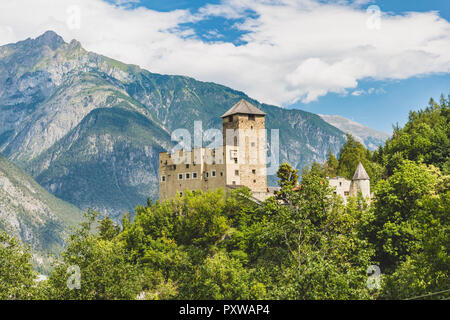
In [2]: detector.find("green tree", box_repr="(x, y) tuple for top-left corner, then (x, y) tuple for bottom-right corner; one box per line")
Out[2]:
(0, 232), (38, 300)
(367, 160), (445, 272)
(277, 162), (299, 189)
(325, 148), (339, 177)
(276, 162), (299, 201)
(179, 251), (265, 300)
(378, 165), (449, 299)
(337, 134), (368, 178)
(45, 211), (143, 300)
(98, 216), (121, 240)
(256, 166), (375, 299)
(381, 95), (450, 175)
(337, 134), (383, 187)
(119, 189), (239, 299)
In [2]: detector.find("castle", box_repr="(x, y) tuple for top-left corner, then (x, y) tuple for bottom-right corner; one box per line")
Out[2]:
(158, 99), (273, 201)
(327, 162), (371, 202)
(158, 99), (371, 203)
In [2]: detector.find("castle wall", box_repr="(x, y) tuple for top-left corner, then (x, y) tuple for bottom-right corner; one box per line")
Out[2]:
(328, 175), (371, 203)
(158, 148), (227, 199)
(328, 177), (352, 199)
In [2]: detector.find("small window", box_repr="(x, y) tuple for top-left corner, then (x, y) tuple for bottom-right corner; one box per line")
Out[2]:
(161, 176), (166, 182)
(344, 191), (350, 196)
(235, 170), (239, 176)
(186, 164), (190, 169)
(179, 192), (183, 196)
(212, 170), (216, 177)
(185, 173), (190, 180)
(229, 116), (233, 122)
(234, 136), (238, 146)
(251, 142), (255, 147)
(220, 172), (223, 177)
(253, 180), (256, 183)
(205, 172), (209, 178)
(232, 181), (236, 185)
(192, 172), (198, 179)
(339, 182), (342, 186)
(248, 115), (255, 121)
(252, 169), (256, 174)
(178, 173), (183, 180)
(234, 158), (238, 164)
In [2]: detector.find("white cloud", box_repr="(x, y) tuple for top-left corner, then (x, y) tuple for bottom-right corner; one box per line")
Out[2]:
(351, 90), (364, 96)
(0, 0), (449, 106)
(108, 0), (140, 6)
(351, 87), (385, 96)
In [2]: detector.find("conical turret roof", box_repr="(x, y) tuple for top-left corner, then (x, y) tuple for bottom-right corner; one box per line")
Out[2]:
(352, 162), (370, 180)
(221, 99), (266, 118)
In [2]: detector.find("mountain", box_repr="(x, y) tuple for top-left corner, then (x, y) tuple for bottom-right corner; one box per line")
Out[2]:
(0, 31), (346, 218)
(319, 114), (390, 150)
(0, 153), (82, 273)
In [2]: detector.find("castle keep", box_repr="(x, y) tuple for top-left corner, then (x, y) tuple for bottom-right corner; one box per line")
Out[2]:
(158, 99), (270, 200)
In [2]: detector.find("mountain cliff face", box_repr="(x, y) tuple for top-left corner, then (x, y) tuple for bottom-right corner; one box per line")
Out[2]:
(0, 153), (82, 273)
(0, 31), (346, 218)
(319, 114), (390, 150)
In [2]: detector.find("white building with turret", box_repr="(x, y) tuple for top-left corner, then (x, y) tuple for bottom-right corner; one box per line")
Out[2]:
(328, 162), (371, 203)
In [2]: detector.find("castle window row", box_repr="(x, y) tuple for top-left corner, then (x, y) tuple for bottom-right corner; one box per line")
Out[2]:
(178, 173), (200, 180)
(161, 171), (223, 182)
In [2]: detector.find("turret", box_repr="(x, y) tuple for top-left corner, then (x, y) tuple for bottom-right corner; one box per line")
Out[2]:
(350, 162), (370, 199)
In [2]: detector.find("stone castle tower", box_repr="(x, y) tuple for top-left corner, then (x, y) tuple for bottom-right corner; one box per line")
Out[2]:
(221, 99), (267, 193)
(158, 99), (268, 200)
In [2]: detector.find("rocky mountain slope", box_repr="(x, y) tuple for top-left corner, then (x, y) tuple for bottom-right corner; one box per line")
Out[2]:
(0, 31), (346, 218)
(0, 153), (82, 273)
(319, 114), (390, 150)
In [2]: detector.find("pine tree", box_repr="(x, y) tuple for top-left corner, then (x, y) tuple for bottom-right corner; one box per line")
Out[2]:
(325, 148), (338, 177)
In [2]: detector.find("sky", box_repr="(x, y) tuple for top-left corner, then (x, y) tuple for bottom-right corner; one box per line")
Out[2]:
(0, 0), (449, 132)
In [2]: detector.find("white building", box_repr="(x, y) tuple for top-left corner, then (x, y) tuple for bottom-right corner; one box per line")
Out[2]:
(328, 162), (371, 203)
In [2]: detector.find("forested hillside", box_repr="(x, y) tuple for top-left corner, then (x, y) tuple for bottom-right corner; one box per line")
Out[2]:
(0, 153), (82, 274)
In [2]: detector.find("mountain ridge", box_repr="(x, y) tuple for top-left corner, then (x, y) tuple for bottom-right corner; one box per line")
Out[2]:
(0, 153), (82, 273)
(0, 31), (349, 217)
(319, 114), (390, 150)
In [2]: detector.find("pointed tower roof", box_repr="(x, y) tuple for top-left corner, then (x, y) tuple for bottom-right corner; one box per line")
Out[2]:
(352, 162), (370, 180)
(221, 99), (266, 118)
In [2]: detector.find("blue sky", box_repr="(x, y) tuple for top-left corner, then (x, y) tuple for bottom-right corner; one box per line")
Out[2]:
(292, 75), (450, 132)
(105, 0), (450, 132)
(2, 0), (449, 133)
